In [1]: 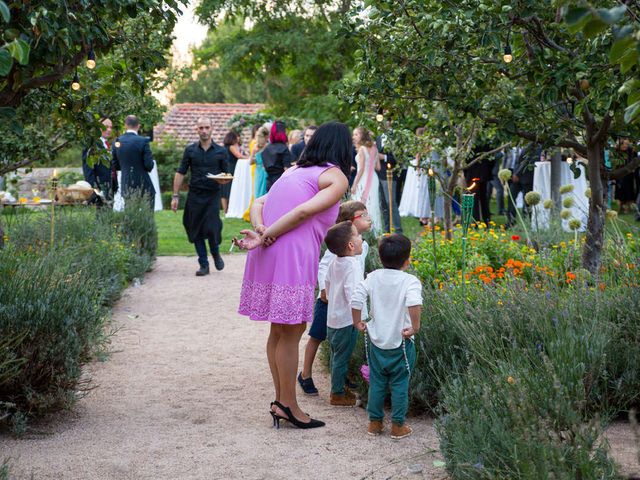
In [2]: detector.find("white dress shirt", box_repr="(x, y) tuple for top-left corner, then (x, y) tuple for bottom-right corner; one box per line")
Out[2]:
(325, 256), (366, 329)
(317, 240), (369, 297)
(351, 269), (423, 349)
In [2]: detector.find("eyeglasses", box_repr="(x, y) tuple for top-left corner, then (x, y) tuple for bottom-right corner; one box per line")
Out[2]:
(352, 212), (370, 220)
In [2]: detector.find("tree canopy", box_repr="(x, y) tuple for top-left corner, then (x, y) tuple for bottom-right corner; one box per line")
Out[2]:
(194, 0), (355, 122)
(0, 0), (185, 175)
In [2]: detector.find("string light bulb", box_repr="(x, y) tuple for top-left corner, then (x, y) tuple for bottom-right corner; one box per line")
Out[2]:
(86, 48), (96, 69)
(71, 70), (80, 91)
(428, 167), (434, 176)
(376, 107), (384, 122)
(503, 45), (513, 63)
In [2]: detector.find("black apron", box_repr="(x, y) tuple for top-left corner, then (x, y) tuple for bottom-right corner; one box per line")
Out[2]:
(183, 187), (222, 244)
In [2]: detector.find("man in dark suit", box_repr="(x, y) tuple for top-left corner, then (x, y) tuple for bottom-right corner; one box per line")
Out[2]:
(290, 125), (317, 163)
(82, 118), (114, 197)
(111, 115), (156, 208)
(376, 130), (403, 234)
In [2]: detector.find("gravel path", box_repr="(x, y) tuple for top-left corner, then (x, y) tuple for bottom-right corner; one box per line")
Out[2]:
(1, 255), (637, 479)
(0, 255), (445, 480)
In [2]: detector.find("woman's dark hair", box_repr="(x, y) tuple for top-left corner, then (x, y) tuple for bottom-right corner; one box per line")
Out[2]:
(251, 124), (261, 138)
(297, 121), (352, 177)
(378, 234), (412, 269)
(224, 131), (240, 146)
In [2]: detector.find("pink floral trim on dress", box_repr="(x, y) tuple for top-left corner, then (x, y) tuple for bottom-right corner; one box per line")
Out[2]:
(239, 280), (315, 324)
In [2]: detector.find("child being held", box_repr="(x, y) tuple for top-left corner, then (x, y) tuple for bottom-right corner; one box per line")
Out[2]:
(298, 201), (372, 396)
(324, 220), (366, 407)
(351, 234), (422, 439)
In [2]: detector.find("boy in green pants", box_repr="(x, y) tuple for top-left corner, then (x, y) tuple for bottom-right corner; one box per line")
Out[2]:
(352, 234), (422, 439)
(324, 220), (365, 407)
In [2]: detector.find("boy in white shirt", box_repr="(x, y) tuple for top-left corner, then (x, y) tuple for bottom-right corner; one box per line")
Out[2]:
(352, 234), (422, 439)
(324, 220), (365, 407)
(298, 201), (371, 396)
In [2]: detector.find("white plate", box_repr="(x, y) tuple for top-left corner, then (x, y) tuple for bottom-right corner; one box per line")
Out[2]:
(206, 173), (234, 180)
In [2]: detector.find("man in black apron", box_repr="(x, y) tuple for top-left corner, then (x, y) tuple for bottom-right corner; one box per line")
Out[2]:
(171, 117), (230, 276)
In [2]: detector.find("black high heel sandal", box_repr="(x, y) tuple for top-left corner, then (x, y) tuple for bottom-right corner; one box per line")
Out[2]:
(271, 401), (325, 429)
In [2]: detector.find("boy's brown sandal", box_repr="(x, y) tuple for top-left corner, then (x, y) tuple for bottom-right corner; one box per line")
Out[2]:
(390, 423), (413, 439)
(329, 392), (357, 407)
(367, 420), (384, 436)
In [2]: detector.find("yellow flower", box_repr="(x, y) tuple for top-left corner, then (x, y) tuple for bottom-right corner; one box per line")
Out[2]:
(507, 376), (515, 385)
(497, 300), (503, 306)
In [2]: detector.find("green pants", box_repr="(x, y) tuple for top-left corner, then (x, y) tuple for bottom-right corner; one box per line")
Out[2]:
(327, 325), (358, 395)
(367, 340), (416, 425)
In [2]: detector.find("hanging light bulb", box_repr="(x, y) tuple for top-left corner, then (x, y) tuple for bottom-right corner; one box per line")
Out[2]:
(428, 167), (434, 176)
(71, 70), (81, 91)
(86, 48), (96, 69)
(503, 45), (513, 63)
(376, 107), (384, 122)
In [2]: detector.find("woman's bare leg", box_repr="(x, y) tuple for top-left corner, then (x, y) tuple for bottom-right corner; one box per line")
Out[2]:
(267, 324), (281, 406)
(275, 323), (310, 422)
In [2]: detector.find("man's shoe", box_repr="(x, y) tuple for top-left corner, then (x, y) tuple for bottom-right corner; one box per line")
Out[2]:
(390, 422), (412, 439)
(195, 265), (210, 276)
(212, 252), (225, 271)
(330, 391), (357, 407)
(297, 372), (319, 396)
(367, 420), (384, 436)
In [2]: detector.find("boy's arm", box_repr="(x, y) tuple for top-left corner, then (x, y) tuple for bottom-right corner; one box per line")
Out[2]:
(317, 249), (335, 302)
(402, 305), (421, 338)
(402, 277), (423, 338)
(351, 278), (367, 332)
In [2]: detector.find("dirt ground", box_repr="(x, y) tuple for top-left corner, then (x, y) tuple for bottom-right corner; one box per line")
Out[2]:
(1, 255), (637, 479)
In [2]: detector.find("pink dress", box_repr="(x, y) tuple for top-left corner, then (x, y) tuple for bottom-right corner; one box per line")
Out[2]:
(238, 164), (340, 324)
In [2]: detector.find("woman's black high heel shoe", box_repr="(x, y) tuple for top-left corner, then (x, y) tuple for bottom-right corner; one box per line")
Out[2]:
(272, 401), (325, 429)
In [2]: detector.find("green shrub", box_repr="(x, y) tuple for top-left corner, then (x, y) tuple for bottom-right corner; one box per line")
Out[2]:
(160, 191), (187, 210)
(0, 197), (158, 433)
(0, 459), (9, 480)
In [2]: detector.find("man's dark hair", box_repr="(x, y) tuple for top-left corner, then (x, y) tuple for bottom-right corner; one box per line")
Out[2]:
(324, 221), (355, 256)
(124, 115), (140, 128)
(378, 234), (411, 269)
(224, 130), (239, 147)
(297, 121), (352, 177)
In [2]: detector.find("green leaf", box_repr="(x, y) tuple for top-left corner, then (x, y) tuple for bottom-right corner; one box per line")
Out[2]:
(433, 460), (446, 468)
(6, 38), (30, 65)
(610, 37), (634, 64)
(596, 6), (627, 25)
(583, 18), (607, 38)
(619, 49), (638, 74)
(0, 48), (12, 76)
(0, 1), (9, 23)
(566, 7), (590, 30)
(624, 100), (640, 123)
(0, 107), (15, 120)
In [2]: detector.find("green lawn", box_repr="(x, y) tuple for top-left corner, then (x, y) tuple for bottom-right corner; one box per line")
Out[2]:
(156, 210), (426, 256)
(155, 210), (250, 256)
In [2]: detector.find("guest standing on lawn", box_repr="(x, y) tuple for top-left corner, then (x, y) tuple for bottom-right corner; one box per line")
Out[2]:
(171, 117), (230, 276)
(234, 122), (352, 429)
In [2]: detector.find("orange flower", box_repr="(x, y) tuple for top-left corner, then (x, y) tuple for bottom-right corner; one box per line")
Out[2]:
(565, 271), (576, 284)
(598, 283), (606, 291)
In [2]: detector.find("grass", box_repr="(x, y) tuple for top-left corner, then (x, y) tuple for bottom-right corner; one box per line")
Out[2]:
(155, 210), (250, 256)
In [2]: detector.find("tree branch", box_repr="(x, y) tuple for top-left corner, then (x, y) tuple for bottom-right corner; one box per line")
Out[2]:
(465, 142), (512, 169)
(610, 155), (640, 181)
(398, 0), (423, 38)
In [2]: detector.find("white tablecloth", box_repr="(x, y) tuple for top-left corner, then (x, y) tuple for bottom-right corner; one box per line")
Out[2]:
(113, 160), (163, 212)
(226, 159), (252, 219)
(531, 161), (588, 231)
(399, 165), (420, 217)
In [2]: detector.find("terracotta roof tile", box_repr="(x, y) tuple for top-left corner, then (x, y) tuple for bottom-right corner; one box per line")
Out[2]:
(154, 103), (264, 146)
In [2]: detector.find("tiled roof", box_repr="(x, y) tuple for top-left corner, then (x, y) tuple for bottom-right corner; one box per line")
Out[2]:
(154, 103), (264, 146)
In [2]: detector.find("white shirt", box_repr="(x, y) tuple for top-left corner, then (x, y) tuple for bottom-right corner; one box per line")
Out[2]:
(325, 256), (366, 329)
(351, 269), (422, 349)
(126, 129), (138, 135)
(317, 240), (369, 298)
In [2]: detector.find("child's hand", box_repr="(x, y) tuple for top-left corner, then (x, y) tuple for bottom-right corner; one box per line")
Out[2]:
(401, 327), (416, 338)
(355, 322), (367, 333)
(320, 289), (328, 303)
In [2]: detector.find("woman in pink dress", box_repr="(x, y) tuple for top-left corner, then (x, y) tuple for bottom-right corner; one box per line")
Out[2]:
(235, 122), (352, 429)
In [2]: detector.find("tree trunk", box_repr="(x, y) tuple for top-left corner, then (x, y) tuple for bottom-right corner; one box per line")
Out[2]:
(581, 141), (605, 276)
(550, 150), (562, 210)
(444, 191), (453, 240)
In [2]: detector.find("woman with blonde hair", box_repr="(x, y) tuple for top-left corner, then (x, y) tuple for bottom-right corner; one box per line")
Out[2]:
(350, 126), (383, 233)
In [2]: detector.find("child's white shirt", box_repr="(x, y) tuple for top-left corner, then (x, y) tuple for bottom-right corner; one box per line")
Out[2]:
(325, 256), (366, 329)
(317, 240), (369, 298)
(351, 269), (422, 349)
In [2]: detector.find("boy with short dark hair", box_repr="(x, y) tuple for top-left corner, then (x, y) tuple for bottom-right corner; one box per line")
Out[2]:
(324, 221), (365, 407)
(298, 201), (371, 396)
(352, 234), (422, 439)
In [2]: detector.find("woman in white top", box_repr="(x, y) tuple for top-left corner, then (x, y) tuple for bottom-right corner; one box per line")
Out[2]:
(350, 127), (383, 234)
